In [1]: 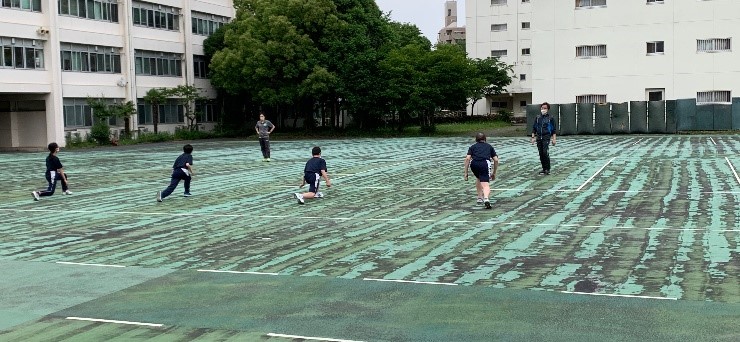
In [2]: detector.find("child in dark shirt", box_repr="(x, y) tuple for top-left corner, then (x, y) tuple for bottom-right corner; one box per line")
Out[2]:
(157, 144), (195, 202)
(294, 146), (331, 204)
(32, 142), (71, 201)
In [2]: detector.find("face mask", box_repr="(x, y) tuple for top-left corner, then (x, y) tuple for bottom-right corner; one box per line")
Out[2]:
(541, 109), (548, 114)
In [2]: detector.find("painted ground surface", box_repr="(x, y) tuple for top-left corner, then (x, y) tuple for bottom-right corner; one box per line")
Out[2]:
(0, 136), (739, 341)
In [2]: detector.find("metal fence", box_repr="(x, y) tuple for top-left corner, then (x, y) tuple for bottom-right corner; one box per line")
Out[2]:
(526, 99), (740, 135)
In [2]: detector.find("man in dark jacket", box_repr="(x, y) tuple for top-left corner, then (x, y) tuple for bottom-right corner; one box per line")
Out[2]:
(531, 102), (557, 175)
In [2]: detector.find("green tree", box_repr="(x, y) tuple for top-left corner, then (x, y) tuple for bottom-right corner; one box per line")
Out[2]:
(469, 57), (514, 116)
(170, 85), (205, 131)
(143, 88), (171, 133)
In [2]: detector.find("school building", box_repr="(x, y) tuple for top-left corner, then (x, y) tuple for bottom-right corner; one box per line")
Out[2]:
(0, 0), (234, 150)
(466, 0), (740, 117)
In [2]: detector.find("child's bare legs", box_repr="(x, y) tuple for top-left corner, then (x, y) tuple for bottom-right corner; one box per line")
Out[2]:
(475, 179), (483, 198)
(302, 192), (316, 199)
(481, 181), (491, 199)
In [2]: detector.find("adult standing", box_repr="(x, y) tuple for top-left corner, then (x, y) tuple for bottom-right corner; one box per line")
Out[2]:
(531, 102), (557, 175)
(255, 112), (275, 162)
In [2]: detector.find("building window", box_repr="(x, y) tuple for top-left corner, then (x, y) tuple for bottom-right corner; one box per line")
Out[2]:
(0, 37), (44, 70)
(58, 0), (119, 23)
(192, 11), (230, 36)
(646, 88), (664, 101)
(522, 0), (530, 3)
(491, 0), (507, 5)
(448, 9), (452, 16)
(60, 43), (121, 73)
(195, 100), (218, 123)
(646, 0), (664, 4)
(134, 50), (182, 77)
(522, 48), (531, 56)
(193, 55), (209, 78)
(646, 41), (664, 55)
(491, 101), (508, 108)
(576, 44), (607, 58)
(576, 0), (606, 8)
(520, 74), (526, 81)
(132, 1), (179, 31)
(491, 24), (507, 32)
(520, 100), (527, 107)
(576, 94), (607, 103)
(697, 91), (731, 104)
(521, 22), (531, 29)
(2, 0), (41, 12)
(697, 38), (731, 53)
(62, 98), (117, 127)
(137, 99), (184, 124)
(491, 49), (507, 57)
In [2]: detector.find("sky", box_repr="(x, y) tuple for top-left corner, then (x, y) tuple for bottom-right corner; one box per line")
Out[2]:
(375, 0), (466, 44)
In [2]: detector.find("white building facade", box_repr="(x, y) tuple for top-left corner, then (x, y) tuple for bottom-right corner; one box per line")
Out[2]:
(467, 0), (740, 116)
(0, 0), (233, 149)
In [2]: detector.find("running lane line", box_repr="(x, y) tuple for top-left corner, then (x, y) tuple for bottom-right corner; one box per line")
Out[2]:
(576, 157), (617, 192)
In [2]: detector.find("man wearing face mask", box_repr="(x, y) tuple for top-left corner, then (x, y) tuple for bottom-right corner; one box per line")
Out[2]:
(531, 102), (557, 175)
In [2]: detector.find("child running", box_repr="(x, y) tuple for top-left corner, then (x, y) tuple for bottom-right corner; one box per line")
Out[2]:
(295, 146), (331, 204)
(32, 142), (72, 201)
(464, 133), (499, 209)
(157, 144), (194, 202)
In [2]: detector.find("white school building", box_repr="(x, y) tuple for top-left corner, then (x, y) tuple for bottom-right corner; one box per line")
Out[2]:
(0, 0), (234, 149)
(466, 0), (740, 117)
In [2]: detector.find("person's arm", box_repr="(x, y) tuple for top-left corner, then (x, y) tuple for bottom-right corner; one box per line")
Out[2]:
(551, 133), (557, 146)
(268, 122), (275, 134)
(299, 176), (306, 188)
(550, 119), (557, 145)
(321, 170), (331, 187)
(531, 118), (537, 144)
(57, 167), (69, 184)
(491, 156), (499, 180)
(255, 122), (260, 135)
(186, 163), (194, 176)
(463, 155), (471, 181)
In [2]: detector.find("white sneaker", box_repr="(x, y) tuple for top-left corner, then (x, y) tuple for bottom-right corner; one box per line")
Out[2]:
(476, 198), (483, 205)
(32, 191), (40, 201)
(315, 192), (324, 198)
(63, 190), (73, 195)
(484, 199), (492, 209)
(294, 193), (305, 204)
(157, 191), (163, 202)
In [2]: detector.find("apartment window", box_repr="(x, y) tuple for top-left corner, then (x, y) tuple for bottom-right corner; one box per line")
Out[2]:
(697, 91), (731, 104)
(491, 24), (507, 32)
(491, 101), (508, 108)
(646, 0), (664, 4)
(576, 44), (607, 58)
(697, 38), (731, 52)
(60, 43), (121, 73)
(576, 0), (606, 8)
(522, 0), (530, 3)
(63, 98), (114, 127)
(522, 48), (531, 56)
(491, 0), (506, 5)
(137, 99), (184, 124)
(58, 0), (119, 23)
(193, 55), (209, 78)
(577, 95), (607, 103)
(132, 1), (179, 31)
(0, 37), (44, 70)
(520, 101), (527, 107)
(448, 9), (452, 16)
(192, 11), (230, 36)
(195, 100), (218, 122)
(521, 22), (531, 29)
(134, 50), (182, 77)
(2, 0), (41, 12)
(646, 88), (664, 101)
(647, 41), (664, 55)
(520, 74), (526, 81)
(491, 49), (507, 57)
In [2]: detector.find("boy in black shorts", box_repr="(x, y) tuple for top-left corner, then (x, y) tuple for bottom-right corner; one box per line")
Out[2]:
(157, 144), (195, 202)
(295, 146), (331, 204)
(464, 133), (499, 209)
(32, 142), (71, 201)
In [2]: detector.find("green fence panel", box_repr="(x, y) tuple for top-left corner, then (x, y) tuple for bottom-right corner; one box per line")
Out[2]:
(630, 101), (648, 133)
(577, 103), (594, 134)
(695, 104), (714, 130)
(666, 100), (677, 133)
(526, 104), (540, 136)
(594, 103), (611, 134)
(648, 101), (666, 133)
(611, 102), (629, 134)
(559, 103), (577, 135)
(733, 98), (740, 130)
(714, 104), (732, 130)
(675, 99), (696, 131)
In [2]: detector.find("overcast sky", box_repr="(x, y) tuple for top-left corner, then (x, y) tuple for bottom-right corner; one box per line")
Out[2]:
(375, 0), (466, 44)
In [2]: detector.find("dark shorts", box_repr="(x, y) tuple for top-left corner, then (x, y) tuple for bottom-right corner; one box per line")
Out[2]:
(304, 172), (320, 193)
(470, 160), (492, 182)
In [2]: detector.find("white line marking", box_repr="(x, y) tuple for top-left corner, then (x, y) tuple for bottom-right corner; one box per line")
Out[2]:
(710, 137), (717, 145)
(362, 278), (458, 286)
(560, 291), (677, 301)
(266, 333), (364, 342)
(196, 269), (279, 276)
(56, 261), (126, 268)
(577, 157), (617, 191)
(725, 157), (740, 186)
(65, 317), (163, 327)
(632, 138), (643, 146)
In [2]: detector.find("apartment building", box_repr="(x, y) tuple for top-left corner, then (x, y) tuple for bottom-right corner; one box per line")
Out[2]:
(467, 0), (740, 116)
(438, 1), (466, 46)
(0, 0), (234, 149)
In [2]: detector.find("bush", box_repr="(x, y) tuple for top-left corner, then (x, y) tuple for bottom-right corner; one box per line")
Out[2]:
(90, 122), (112, 145)
(496, 109), (514, 122)
(174, 127), (215, 140)
(137, 131), (174, 143)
